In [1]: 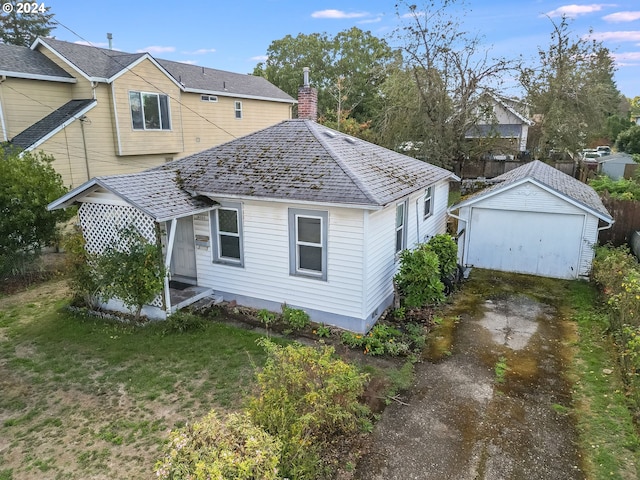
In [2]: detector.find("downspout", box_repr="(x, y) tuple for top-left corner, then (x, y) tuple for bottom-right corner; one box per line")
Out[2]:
(91, 81), (98, 100)
(0, 75), (8, 142)
(447, 208), (468, 266)
(79, 116), (91, 181)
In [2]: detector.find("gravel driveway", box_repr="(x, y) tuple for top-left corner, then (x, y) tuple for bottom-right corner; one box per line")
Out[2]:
(355, 286), (584, 479)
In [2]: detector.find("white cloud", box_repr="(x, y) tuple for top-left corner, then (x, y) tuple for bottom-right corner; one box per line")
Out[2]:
(177, 59), (198, 65)
(544, 4), (613, 18)
(588, 30), (640, 42)
(603, 11), (640, 22)
(251, 55), (268, 62)
(401, 11), (425, 19)
(183, 48), (216, 55)
(311, 9), (369, 19)
(136, 45), (176, 54)
(611, 51), (640, 63)
(359, 16), (382, 24)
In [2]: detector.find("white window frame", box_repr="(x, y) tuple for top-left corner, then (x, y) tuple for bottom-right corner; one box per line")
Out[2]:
(423, 185), (434, 219)
(395, 200), (407, 254)
(288, 208), (328, 281)
(235, 101), (243, 119)
(211, 204), (243, 266)
(201, 95), (218, 102)
(129, 90), (171, 131)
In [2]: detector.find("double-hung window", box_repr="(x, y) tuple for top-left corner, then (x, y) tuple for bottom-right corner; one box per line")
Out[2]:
(129, 91), (171, 130)
(212, 204), (243, 266)
(395, 201), (407, 254)
(235, 101), (243, 119)
(423, 186), (434, 219)
(289, 209), (328, 280)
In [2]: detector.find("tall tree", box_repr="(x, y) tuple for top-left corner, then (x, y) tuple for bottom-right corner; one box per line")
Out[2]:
(253, 27), (395, 126)
(0, 0), (55, 46)
(519, 16), (621, 158)
(376, 0), (515, 168)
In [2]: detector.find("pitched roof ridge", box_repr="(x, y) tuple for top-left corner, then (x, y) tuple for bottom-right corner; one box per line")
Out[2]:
(307, 121), (382, 205)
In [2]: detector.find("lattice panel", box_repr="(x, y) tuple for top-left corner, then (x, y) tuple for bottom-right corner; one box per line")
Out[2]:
(78, 203), (164, 308)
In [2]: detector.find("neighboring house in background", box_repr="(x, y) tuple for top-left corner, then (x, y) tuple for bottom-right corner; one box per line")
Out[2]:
(449, 160), (613, 280)
(0, 38), (295, 187)
(465, 93), (534, 159)
(49, 110), (459, 332)
(598, 152), (638, 180)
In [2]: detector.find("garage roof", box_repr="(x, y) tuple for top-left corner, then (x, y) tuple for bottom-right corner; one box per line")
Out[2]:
(451, 160), (612, 222)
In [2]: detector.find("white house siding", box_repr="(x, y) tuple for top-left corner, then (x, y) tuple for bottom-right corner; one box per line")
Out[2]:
(192, 199), (367, 331)
(457, 182), (600, 278)
(364, 180), (451, 322)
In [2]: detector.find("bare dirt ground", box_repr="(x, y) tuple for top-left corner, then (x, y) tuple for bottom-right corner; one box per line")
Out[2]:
(355, 292), (584, 479)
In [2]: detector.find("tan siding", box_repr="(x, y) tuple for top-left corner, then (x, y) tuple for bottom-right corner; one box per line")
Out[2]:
(0, 78), (73, 137)
(35, 47), (95, 98)
(37, 120), (88, 188)
(112, 59), (184, 156)
(180, 94), (292, 155)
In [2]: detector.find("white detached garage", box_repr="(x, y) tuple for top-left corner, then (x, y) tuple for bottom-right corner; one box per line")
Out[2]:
(449, 160), (613, 279)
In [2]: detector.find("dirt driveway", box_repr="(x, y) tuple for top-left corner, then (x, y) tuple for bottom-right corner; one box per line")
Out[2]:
(355, 273), (584, 479)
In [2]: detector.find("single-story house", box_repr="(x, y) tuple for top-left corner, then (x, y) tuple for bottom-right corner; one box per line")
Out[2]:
(49, 95), (459, 331)
(597, 152), (638, 180)
(448, 160), (613, 280)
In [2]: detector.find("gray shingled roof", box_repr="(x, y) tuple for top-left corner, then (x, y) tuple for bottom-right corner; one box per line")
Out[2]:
(0, 43), (74, 79)
(155, 119), (456, 207)
(11, 99), (96, 149)
(39, 38), (146, 79)
(36, 38), (294, 102)
(97, 170), (216, 221)
(454, 160), (611, 220)
(156, 59), (295, 102)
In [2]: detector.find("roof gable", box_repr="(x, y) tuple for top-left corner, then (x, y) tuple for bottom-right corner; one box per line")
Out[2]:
(451, 160), (612, 221)
(0, 43), (75, 82)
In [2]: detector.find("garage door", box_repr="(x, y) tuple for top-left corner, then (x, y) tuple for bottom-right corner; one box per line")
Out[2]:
(465, 208), (585, 279)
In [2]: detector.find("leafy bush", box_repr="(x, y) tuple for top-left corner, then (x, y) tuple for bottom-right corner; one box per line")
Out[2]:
(341, 324), (410, 356)
(257, 309), (278, 331)
(394, 244), (445, 308)
(615, 124), (640, 154)
(589, 175), (640, 201)
(62, 227), (100, 308)
(155, 410), (281, 480)
(426, 234), (458, 277)
(0, 149), (71, 276)
(95, 226), (166, 320)
(281, 304), (310, 331)
(249, 340), (369, 479)
(162, 311), (208, 333)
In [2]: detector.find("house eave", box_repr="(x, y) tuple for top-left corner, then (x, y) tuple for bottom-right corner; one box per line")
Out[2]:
(182, 87), (296, 104)
(0, 70), (76, 83)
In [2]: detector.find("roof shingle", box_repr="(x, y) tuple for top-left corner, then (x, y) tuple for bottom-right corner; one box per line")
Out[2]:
(0, 43), (74, 79)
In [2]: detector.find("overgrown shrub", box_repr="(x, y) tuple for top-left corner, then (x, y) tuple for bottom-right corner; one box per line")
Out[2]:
(62, 227), (100, 308)
(394, 244), (445, 308)
(95, 226), (166, 320)
(249, 340), (370, 479)
(589, 175), (640, 201)
(154, 410), (281, 480)
(426, 234), (458, 277)
(0, 149), (71, 276)
(341, 324), (412, 356)
(162, 311), (209, 333)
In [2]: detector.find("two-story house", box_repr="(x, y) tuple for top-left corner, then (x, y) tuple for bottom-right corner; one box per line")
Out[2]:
(0, 38), (296, 187)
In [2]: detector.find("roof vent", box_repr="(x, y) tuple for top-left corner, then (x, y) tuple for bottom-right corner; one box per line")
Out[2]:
(323, 130), (337, 138)
(344, 136), (356, 144)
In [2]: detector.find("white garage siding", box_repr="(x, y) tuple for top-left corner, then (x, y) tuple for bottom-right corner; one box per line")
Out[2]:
(458, 182), (602, 279)
(192, 199), (367, 331)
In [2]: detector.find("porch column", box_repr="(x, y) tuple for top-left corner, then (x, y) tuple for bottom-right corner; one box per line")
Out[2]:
(164, 218), (178, 314)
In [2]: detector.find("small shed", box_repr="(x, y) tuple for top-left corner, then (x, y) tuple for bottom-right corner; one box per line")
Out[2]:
(449, 160), (613, 280)
(597, 152), (637, 180)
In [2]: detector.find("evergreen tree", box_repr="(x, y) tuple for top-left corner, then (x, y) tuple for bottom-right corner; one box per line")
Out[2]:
(0, 0), (55, 47)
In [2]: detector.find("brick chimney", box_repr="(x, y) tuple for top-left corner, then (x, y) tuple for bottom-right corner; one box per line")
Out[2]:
(297, 67), (317, 121)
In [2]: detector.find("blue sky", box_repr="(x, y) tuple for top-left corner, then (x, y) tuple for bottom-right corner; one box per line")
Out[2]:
(48, 1), (640, 98)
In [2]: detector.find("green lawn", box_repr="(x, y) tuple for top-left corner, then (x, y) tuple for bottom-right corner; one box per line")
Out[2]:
(0, 281), (274, 479)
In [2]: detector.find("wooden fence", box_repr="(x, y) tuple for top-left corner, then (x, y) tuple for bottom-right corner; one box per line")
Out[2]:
(598, 194), (640, 246)
(453, 159), (576, 179)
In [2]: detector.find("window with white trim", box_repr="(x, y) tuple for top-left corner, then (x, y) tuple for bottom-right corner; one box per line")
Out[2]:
(211, 204), (243, 266)
(235, 101), (243, 119)
(201, 95), (218, 102)
(288, 209), (327, 280)
(395, 201), (407, 254)
(423, 185), (434, 219)
(129, 91), (171, 130)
